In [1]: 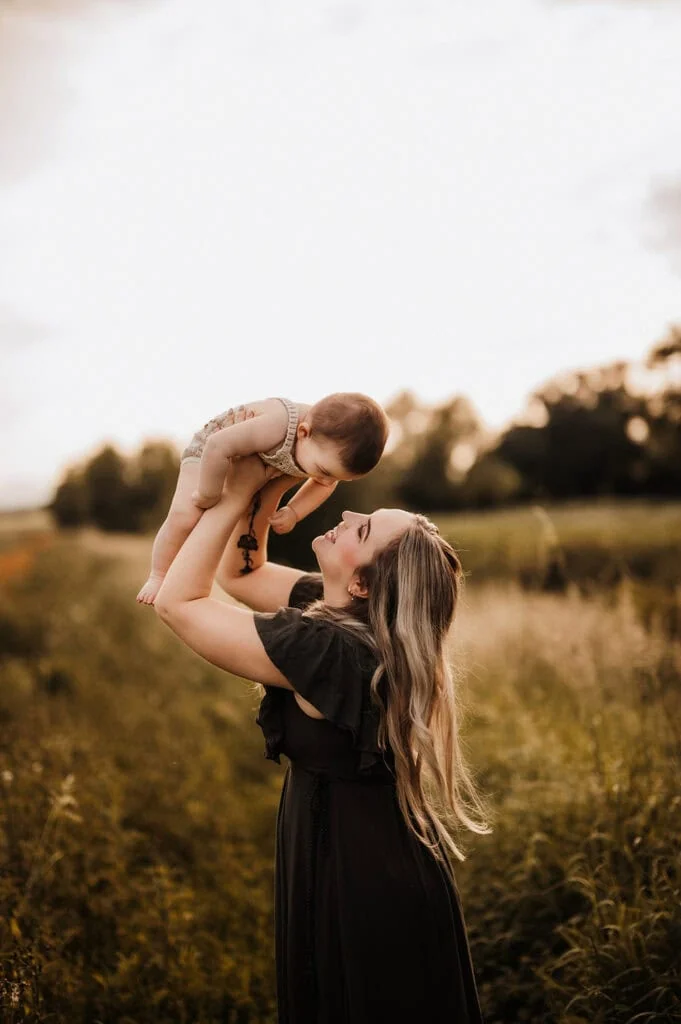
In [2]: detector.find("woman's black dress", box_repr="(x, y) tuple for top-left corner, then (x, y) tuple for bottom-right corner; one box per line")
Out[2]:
(253, 573), (484, 1024)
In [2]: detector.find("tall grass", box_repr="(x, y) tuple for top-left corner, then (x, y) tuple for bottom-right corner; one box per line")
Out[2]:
(0, 525), (679, 1022)
(437, 500), (681, 638)
(436, 501), (681, 586)
(0, 539), (280, 1023)
(454, 582), (681, 1023)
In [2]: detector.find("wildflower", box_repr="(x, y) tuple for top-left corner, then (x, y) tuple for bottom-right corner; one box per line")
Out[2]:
(1, 769), (13, 785)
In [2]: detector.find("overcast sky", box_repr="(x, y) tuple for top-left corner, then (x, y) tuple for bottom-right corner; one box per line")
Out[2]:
(1, 0), (680, 509)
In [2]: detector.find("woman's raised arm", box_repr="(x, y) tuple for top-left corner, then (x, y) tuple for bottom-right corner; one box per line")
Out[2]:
(154, 459), (296, 687)
(216, 472), (306, 612)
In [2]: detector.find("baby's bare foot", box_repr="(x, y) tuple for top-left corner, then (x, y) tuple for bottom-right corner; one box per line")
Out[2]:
(136, 574), (165, 605)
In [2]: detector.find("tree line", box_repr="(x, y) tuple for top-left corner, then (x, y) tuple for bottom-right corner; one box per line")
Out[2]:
(49, 326), (681, 565)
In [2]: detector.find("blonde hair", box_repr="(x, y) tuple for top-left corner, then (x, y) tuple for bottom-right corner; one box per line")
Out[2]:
(306, 514), (491, 887)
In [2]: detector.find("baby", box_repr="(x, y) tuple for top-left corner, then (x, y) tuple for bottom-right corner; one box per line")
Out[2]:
(136, 393), (389, 605)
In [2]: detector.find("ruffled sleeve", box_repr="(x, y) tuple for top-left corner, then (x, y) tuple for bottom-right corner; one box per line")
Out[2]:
(253, 576), (385, 774)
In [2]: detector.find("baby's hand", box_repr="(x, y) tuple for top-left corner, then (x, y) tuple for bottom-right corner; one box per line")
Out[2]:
(268, 505), (298, 534)
(192, 490), (220, 510)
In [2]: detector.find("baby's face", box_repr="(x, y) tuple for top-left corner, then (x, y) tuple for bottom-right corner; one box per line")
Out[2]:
(295, 433), (360, 485)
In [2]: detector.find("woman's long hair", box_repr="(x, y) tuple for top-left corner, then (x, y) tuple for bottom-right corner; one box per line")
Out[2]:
(307, 514), (491, 887)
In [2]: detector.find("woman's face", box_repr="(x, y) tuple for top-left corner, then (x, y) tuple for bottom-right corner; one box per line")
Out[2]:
(312, 508), (414, 592)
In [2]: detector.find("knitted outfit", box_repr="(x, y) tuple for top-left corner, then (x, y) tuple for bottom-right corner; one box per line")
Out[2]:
(181, 397), (308, 480)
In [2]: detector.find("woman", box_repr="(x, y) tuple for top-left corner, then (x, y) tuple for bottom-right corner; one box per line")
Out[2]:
(155, 432), (489, 1023)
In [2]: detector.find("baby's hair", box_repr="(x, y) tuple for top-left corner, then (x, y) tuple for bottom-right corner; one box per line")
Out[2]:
(308, 392), (389, 475)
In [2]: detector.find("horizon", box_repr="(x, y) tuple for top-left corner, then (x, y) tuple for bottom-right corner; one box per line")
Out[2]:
(4, 330), (677, 515)
(2, 0), (680, 510)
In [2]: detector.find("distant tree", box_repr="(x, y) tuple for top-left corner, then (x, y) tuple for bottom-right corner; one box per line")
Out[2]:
(49, 468), (89, 527)
(646, 323), (681, 365)
(382, 390), (431, 471)
(637, 324), (681, 493)
(487, 329), (681, 502)
(397, 396), (485, 511)
(458, 454), (523, 508)
(492, 365), (639, 499)
(128, 442), (180, 532)
(83, 445), (136, 532)
(48, 326), (681, 536)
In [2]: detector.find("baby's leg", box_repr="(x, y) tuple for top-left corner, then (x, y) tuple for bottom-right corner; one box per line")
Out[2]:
(136, 461), (203, 605)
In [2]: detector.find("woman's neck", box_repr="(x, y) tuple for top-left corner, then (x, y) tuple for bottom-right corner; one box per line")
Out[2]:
(321, 580), (349, 608)
(320, 584), (370, 626)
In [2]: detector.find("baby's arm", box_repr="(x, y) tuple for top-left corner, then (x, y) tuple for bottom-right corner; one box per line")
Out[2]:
(194, 413), (285, 508)
(269, 479), (338, 534)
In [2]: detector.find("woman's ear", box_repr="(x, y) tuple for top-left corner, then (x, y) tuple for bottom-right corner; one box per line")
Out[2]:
(347, 572), (369, 599)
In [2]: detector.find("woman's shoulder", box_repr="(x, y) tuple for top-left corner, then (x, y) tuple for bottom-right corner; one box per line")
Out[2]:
(255, 578), (376, 683)
(255, 575), (384, 774)
(287, 576), (376, 656)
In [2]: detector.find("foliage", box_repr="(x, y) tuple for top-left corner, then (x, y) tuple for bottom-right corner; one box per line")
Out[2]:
(0, 540), (279, 1023)
(392, 394), (485, 511)
(453, 583), (681, 1023)
(49, 442), (180, 533)
(46, 328), (681, 538)
(436, 500), (681, 636)
(1, 522), (680, 1022)
(488, 327), (681, 504)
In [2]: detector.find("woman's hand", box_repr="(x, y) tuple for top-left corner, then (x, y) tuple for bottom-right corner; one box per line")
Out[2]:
(191, 490), (220, 510)
(190, 404), (274, 507)
(224, 453), (280, 502)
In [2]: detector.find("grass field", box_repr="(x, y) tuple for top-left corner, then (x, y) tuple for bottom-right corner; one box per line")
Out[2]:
(439, 500), (681, 636)
(4, 497), (681, 586)
(0, 504), (679, 1022)
(437, 499), (681, 585)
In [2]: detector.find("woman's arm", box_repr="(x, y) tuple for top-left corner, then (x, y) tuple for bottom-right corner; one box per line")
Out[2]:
(216, 473), (307, 611)
(195, 413), (285, 508)
(154, 459), (294, 687)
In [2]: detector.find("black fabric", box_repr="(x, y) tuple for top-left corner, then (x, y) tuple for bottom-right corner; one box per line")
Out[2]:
(253, 572), (485, 1024)
(254, 573), (384, 776)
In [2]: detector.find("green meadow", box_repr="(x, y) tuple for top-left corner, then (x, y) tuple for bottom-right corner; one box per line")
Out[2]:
(0, 502), (679, 1023)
